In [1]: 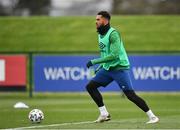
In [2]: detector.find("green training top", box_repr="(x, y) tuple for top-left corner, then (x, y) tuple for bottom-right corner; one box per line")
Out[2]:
(91, 27), (130, 70)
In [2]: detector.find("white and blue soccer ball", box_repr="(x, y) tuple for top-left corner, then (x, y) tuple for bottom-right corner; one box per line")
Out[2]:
(28, 109), (44, 123)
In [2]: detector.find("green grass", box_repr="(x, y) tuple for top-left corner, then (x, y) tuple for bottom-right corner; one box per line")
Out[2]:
(0, 15), (180, 52)
(0, 92), (180, 129)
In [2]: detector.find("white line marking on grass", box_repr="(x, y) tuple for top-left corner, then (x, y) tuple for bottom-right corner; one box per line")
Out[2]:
(6, 119), (144, 130)
(8, 121), (93, 130)
(6, 119), (180, 130)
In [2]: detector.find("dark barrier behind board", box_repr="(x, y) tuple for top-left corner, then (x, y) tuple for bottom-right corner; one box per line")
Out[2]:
(34, 55), (180, 92)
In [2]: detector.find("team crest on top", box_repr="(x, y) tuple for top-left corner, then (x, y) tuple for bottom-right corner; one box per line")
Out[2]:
(99, 42), (106, 49)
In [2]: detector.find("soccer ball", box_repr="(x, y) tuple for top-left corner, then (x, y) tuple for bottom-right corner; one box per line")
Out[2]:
(28, 109), (44, 123)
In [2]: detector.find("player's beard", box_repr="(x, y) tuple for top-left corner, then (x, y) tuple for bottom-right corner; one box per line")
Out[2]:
(97, 23), (110, 35)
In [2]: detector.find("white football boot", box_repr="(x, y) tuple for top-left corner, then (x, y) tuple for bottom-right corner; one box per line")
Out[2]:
(94, 114), (111, 123)
(146, 116), (159, 124)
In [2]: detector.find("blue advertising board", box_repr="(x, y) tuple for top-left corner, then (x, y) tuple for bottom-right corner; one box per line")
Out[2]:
(130, 55), (180, 91)
(34, 55), (180, 92)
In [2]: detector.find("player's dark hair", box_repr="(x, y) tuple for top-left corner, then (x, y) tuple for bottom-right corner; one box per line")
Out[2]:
(97, 11), (111, 21)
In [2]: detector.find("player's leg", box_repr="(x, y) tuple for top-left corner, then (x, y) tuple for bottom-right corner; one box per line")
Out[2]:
(86, 68), (113, 122)
(86, 80), (104, 108)
(123, 90), (149, 112)
(112, 69), (159, 124)
(86, 80), (111, 122)
(123, 90), (159, 124)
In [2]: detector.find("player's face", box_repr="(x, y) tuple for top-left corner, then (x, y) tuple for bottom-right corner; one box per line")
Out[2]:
(96, 15), (106, 29)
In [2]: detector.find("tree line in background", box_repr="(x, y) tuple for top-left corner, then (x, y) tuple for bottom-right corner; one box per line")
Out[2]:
(0, 0), (180, 16)
(113, 0), (180, 14)
(0, 0), (50, 16)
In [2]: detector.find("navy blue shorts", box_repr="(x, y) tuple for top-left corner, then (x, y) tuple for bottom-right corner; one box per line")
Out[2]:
(92, 68), (134, 91)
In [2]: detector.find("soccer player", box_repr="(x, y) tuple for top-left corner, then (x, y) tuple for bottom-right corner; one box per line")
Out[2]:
(86, 11), (159, 124)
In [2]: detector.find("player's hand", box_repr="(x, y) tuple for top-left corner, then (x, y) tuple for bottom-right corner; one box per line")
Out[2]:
(86, 61), (93, 68)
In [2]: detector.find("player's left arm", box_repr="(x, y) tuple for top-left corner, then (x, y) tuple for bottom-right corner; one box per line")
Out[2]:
(91, 31), (121, 65)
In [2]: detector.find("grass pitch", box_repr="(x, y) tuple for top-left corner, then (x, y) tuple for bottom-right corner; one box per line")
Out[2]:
(0, 16), (180, 52)
(0, 92), (180, 129)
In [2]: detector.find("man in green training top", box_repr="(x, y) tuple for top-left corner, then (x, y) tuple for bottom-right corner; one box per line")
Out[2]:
(86, 11), (159, 124)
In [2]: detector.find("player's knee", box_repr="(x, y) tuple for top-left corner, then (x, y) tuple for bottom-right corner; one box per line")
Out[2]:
(86, 80), (100, 92)
(124, 90), (137, 101)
